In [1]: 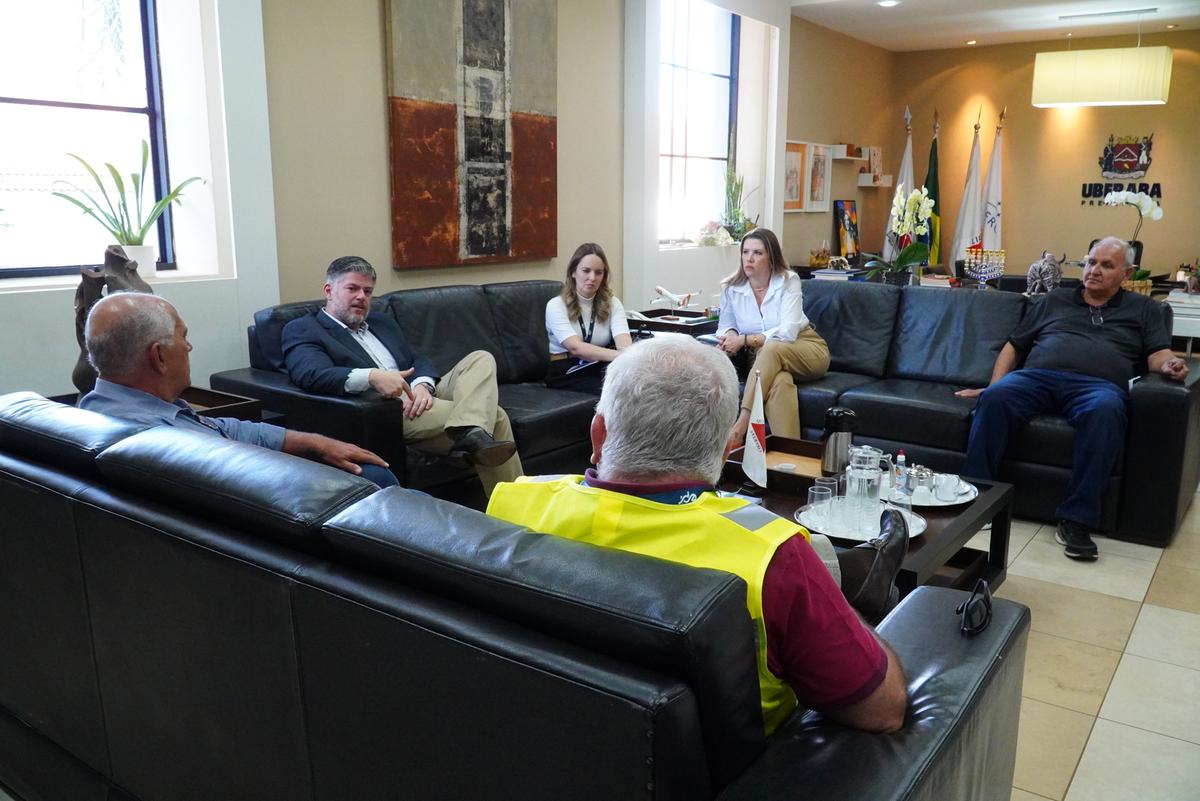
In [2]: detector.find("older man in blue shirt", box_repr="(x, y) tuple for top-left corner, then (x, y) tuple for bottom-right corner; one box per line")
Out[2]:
(79, 292), (397, 487)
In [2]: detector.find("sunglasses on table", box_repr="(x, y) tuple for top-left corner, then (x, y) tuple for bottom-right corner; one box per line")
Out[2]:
(955, 579), (993, 637)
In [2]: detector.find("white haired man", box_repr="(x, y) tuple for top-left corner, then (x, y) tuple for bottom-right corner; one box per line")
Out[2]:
(957, 236), (1187, 560)
(488, 334), (908, 735)
(79, 292), (398, 487)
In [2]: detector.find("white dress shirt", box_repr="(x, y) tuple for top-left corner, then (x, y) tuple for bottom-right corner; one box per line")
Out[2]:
(545, 294), (630, 355)
(717, 270), (809, 342)
(322, 310), (436, 395)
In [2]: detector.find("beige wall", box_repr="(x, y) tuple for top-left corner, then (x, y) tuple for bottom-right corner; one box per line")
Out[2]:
(893, 30), (1200, 273)
(262, 0), (624, 302)
(782, 17), (897, 265)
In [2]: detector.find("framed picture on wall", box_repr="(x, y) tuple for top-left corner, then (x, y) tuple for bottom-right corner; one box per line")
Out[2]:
(784, 141), (807, 212)
(833, 199), (860, 261)
(804, 144), (832, 213)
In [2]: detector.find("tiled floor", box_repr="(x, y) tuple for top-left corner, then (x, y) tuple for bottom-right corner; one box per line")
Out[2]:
(997, 496), (1200, 801)
(3, 508), (1199, 801)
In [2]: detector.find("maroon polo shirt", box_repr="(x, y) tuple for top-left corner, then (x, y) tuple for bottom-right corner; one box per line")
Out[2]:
(584, 469), (888, 712)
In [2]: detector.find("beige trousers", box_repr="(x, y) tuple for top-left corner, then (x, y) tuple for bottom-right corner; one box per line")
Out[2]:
(401, 350), (523, 495)
(741, 327), (831, 438)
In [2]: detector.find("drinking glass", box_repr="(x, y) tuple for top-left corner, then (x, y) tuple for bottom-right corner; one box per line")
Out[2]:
(807, 486), (832, 532)
(815, 476), (839, 498)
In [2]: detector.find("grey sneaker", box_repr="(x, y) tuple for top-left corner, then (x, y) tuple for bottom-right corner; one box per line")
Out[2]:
(1055, 520), (1099, 561)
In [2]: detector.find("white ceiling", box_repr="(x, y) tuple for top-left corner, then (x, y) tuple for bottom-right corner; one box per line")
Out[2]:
(789, 0), (1200, 52)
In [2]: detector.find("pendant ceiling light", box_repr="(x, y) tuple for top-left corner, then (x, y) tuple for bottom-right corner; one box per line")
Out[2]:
(1031, 45), (1173, 107)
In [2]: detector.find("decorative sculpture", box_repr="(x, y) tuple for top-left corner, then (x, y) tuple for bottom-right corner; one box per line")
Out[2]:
(1026, 251), (1065, 295)
(72, 245), (154, 394)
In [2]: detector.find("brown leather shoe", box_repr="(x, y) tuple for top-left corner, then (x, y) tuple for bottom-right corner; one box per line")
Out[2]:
(446, 426), (517, 468)
(840, 509), (909, 624)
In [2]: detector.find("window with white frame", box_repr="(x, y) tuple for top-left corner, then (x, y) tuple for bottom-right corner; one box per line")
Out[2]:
(658, 0), (739, 244)
(0, 0), (223, 279)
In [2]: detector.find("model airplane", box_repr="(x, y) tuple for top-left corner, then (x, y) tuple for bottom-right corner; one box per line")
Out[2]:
(651, 286), (698, 309)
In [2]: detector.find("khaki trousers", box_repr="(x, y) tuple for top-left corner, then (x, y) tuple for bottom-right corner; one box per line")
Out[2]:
(401, 350), (523, 495)
(741, 327), (831, 439)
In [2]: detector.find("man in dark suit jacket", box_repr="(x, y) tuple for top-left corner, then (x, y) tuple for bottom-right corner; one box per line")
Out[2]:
(281, 256), (522, 495)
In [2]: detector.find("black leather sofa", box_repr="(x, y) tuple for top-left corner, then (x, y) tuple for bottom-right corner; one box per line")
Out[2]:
(0, 391), (1029, 801)
(797, 281), (1199, 546)
(210, 280), (597, 506)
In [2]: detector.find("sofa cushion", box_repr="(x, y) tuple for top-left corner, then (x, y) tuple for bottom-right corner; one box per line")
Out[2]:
(838, 379), (978, 451)
(888, 287), (1026, 387)
(802, 281), (901, 378)
(794, 372), (880, 432)
(95, 427), (376, 548)
(1008, 413), (1124, 472)
(250, 299), (328, 372)
(381, 285), (506, 378)
(0, 392), (145, 477)
(319, 488), (766, 789)
(484, 280), (562, 383)
(498, 383), (597, 455)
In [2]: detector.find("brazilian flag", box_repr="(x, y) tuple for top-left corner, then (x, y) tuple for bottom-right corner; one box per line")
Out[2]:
(922, 134), (941, 267)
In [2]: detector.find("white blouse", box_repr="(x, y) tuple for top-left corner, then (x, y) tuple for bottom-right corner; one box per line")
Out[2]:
(546, 294), (630, 355)
(717, 270), (809, 342)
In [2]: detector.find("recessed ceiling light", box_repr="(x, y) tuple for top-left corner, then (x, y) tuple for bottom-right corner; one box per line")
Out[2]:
(966, 39), (977, 45)
(1167, 23), (1178, 29)
(877, 1), (900, 7)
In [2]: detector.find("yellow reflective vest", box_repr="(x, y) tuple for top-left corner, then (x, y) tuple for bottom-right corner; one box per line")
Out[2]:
(487, 474), (808, 734)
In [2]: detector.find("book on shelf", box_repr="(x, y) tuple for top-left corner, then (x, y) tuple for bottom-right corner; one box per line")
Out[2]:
(920, 274), (955, 288)
(812, 268), (868, 282)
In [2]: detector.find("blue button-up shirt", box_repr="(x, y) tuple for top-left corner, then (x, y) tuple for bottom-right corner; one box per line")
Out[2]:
(79, 379), (286, 451)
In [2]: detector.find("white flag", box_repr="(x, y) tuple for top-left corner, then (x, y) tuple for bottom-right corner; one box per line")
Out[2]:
(950, 121), (984, 263)
(883, 108), (915, 261)
(981, 117), (1004, 251)
(744, 372), (768, 488)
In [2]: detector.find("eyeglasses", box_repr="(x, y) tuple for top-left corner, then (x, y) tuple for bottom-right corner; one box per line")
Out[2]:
(955, 579), (993, 637)
(1089, 304), (1105, 326)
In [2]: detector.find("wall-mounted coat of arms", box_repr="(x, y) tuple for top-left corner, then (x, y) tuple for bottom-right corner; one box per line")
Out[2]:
(1099, 134), (1153, 180)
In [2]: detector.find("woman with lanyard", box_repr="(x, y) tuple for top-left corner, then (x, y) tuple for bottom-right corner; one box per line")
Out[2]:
(545, 243), (632, 394)
(718, 228), (830, 445)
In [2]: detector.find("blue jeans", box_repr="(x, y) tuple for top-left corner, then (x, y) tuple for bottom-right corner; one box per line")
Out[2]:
(961, 368), (1127, 529)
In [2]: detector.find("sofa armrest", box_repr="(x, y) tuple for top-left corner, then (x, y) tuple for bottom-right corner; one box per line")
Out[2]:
(717, 586), (1029, 801)
(1119, 365), (1200, 545)
(210, 368), (408, 481)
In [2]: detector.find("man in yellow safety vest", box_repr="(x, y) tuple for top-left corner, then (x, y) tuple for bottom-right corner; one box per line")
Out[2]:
(488, 334), (908, 734)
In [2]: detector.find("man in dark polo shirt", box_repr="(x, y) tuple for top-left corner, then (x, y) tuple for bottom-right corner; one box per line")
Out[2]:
(957, 237), (1187, 560)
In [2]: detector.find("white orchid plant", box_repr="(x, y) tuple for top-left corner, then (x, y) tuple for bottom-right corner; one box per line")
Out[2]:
(1103, 190), (1162, 280)
(864, 184), (933, 277)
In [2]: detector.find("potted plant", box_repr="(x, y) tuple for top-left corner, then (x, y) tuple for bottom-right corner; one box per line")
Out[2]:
(863, 184), (932, 285)
(52, 140), (202, 273)
(1103, 190), (1162, 296)
(721, 151), (759, 241)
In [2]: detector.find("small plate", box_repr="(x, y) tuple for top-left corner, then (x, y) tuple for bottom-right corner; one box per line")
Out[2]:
(794, 497), (926, 541)
(885, 475), (978, 508)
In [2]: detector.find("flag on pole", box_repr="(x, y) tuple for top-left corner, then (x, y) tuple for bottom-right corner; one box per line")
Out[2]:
(949, 111), (984, 264)
(920, 111), (942, 268)
(744, 371), (768, 488)
(981, 107), (1005, 251)
(882, 107), (915, 262)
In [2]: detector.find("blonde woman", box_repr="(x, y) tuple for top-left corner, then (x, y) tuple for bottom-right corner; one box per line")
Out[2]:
(718, 228), (830, 443)
(545, 243), (632, 394)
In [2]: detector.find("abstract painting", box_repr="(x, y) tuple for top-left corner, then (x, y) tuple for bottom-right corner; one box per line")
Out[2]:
(834, 199), (859, 260)
(385, 0), (557, 268)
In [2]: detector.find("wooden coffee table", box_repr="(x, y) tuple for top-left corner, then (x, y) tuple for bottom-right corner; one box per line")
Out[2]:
(722, 437), (1013, 597)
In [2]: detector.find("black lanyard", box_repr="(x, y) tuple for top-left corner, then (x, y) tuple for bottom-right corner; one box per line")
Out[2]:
(580, 307), (596, 343)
